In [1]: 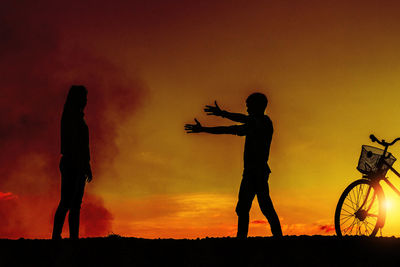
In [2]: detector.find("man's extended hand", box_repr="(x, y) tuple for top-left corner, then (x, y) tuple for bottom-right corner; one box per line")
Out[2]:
(204, 101), (223, 116)
(184, 118), (203, 133)
(86, 165), (93, 183)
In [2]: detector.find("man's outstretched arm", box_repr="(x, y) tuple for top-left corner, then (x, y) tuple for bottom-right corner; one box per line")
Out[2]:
(204, 101), (248, 123)
(184, 119), (246, 135)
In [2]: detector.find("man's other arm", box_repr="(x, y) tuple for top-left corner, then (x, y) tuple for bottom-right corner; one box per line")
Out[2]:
(185, 119), (247, 136)
(204, 101), (248, 123)
(202, 125), (246, 135)
(220, 111), (248, 124)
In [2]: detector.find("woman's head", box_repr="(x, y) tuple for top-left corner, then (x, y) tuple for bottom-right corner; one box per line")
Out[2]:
(64, 85), (88, 112)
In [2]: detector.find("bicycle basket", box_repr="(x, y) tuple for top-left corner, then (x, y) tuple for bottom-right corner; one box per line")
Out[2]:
(357, 145), (396, 176)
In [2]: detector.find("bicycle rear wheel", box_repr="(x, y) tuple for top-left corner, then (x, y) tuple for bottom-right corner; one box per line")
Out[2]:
(335, 179), (385, 237)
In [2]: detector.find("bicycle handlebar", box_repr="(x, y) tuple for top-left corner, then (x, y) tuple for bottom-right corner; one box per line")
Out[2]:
(370, 134), (400, 147)
(370, 134), (379, 143)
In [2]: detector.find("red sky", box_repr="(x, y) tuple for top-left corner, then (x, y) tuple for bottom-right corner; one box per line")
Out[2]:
(2, 0), (400, 239)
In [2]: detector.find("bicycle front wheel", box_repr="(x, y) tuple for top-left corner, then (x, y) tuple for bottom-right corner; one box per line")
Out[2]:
(335, 179), (386, 237)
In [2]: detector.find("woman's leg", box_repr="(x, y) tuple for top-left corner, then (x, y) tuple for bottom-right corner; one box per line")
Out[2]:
(68, 177), (86, 239)
(52, 163), (74, 239)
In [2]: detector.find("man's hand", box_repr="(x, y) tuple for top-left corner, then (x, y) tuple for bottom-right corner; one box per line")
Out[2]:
(86, 165), (93, 183)
(184, 118), (203, 133)
(204, 101), (223, 116)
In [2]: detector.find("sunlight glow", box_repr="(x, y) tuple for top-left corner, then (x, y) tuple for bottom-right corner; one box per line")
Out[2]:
(385, 199), (393, 211)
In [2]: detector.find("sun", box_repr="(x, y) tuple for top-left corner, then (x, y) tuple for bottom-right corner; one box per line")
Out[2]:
(385, 199), (393, 210)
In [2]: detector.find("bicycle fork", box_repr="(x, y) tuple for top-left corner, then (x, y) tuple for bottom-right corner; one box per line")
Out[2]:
(355, 184), (386, 229)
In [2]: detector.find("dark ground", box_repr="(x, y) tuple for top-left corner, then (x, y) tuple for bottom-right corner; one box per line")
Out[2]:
(1, 235), (400, 267)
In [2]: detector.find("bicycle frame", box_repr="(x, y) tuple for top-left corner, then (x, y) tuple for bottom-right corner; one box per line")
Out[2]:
(381, 164), (400, 197)
(356, 148), (400, 222)
(368, 134), (400, 197)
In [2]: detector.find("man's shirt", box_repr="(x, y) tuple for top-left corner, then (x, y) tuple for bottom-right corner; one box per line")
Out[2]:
(227, 115), (273, 173)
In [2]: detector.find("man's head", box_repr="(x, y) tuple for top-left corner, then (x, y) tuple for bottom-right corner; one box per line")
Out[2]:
(246, 93), (268, 116)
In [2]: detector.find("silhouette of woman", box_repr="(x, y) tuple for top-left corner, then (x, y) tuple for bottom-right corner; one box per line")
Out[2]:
(52, 85), (92, 240)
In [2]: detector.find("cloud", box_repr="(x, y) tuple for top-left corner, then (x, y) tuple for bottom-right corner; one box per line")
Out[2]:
(318, 224), (335, 233)
(0, 1), (146, 238)
(80, 194), (114, 237)
(0, 193), (26, 238)
(251, 220), (268, 224)
(0, 192), (17, 201)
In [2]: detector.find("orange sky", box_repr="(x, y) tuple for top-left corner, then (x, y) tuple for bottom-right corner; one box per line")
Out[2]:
(3, 0), (400, 238)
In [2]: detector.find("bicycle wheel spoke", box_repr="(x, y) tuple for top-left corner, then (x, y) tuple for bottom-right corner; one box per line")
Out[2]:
(363, 222), (370, 235)
(341, 207), (354, 215)
(351, 187), (358, 209)
(363, 223), (368, 234)
(347, 193), (354, 210)
(360, 222), (365, 235)
(365, 191), (376, 212)
(358, 185), (366, 207)
(341, 223), (354, 234)
(359, 184), (369, 210)
(358, 184), (365, 208)
(366, 219), (374, 233)
(340, 215), (353, 222)
(343, 221), (352, 235)
(353, 185), (358, 206)
(343, 202), (356, 212)
(357, 184), (364, 209)
(357, 220), (362, 235)
(366, 219), (377, 226)
(335, 179), (384, 237)
(343, 207), (357, 234)
(364, 220), (375, 229)
(340, 215), (354, 226)
(362, 221), (369, 235)
(365, 221), (373, 232)
(340, 213), (353, 220)
(346, 194), (358, 210)
(355, 220), (361, 235)
(344, 218), (357, 235)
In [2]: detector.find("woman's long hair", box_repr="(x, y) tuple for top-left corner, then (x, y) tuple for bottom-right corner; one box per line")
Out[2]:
(62, 85), (87, 118)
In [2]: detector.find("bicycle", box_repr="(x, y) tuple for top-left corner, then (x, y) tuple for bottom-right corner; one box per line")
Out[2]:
(334, 134), (400, 237)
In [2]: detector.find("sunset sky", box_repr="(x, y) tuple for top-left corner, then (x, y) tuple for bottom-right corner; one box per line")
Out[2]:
(2, 0), (400, 239)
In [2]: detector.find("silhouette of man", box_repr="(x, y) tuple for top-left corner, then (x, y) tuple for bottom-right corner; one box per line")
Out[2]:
(52, 85), (92, 240)
(185, 93), (282, 238)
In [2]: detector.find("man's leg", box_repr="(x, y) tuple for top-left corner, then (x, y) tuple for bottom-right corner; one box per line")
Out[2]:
(235, 177), (256, 239)
(256, 177), (282, 237)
